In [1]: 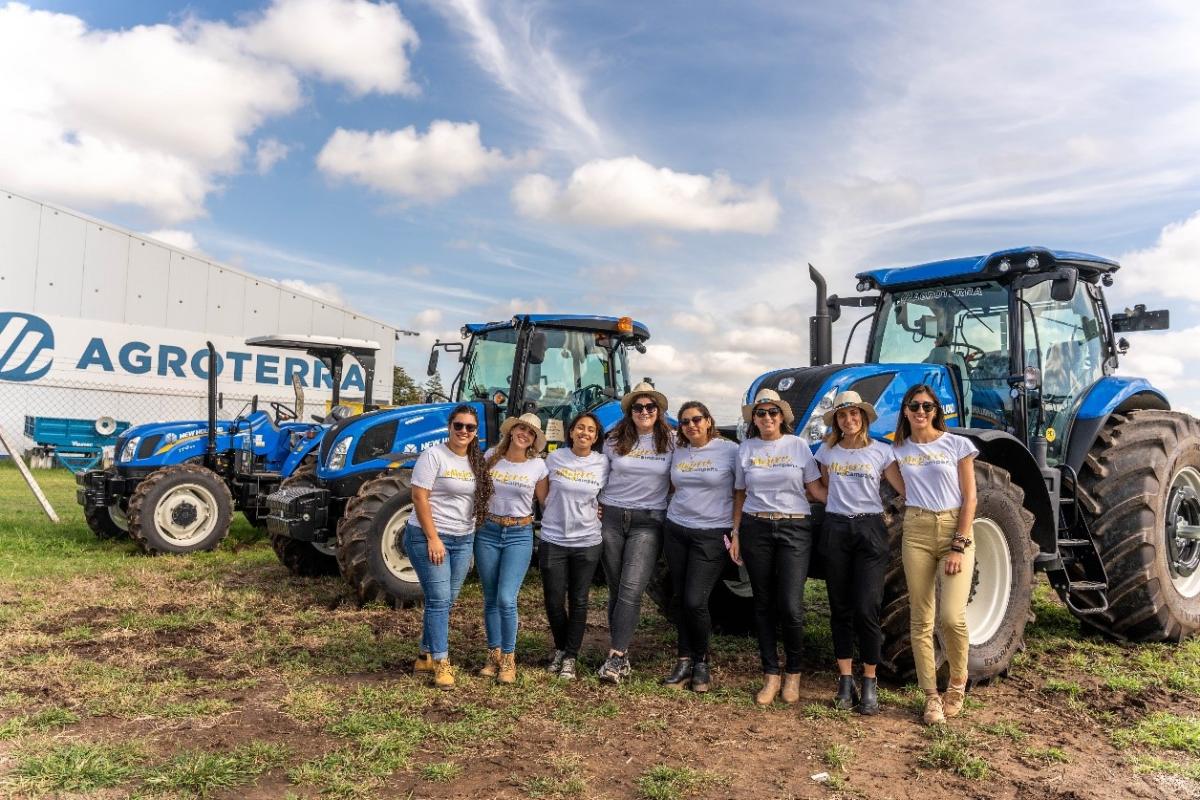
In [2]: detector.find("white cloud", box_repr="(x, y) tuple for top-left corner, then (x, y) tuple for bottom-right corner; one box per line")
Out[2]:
(435, 0), (604, 156)
(317, 121), (522, 200)
(241, 0), (419, 96)
(144, 228), (200, 252)
(279, 278), (346, 305)
(486, 297), (550, 317)
(0, 1), (419, 223)
(1118, 210), (1200, 302)
(254, 138), (290, 174)
(513, 156), (780, 233)
(413, 308), (443, 328)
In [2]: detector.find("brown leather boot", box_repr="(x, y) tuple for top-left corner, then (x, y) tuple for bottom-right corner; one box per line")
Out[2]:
(943, 683), (966, 718)
(922, 693), (945, 725)
(756, 673), (782, 705)
(781, 672), (801, 704)
(479, 647), (501, 678)
(498, 651), (517, 684)
(413, 652), (435, 674)
(433, 658), (455, 689)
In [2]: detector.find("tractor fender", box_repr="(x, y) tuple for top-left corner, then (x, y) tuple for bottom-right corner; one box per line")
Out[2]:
(1064, 377), (1170, 474)
(281, 434), (324, 476)
(958, 428), (1057, 555)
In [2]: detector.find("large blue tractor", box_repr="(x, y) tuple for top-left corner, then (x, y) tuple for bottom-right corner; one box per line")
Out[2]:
(734, 247), (1197, 681)
(266, 314), (649, 605)
(76, 336), (379, 555)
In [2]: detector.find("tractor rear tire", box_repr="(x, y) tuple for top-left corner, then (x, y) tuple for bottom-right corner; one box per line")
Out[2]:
(1076, 410), (1200, 640)
(880, 461), (1035, 683)
(127, 464), (233, 555)
(269, 465), (340, 577)
(647, 557), (755, 637)
(337, 471), (425, 607)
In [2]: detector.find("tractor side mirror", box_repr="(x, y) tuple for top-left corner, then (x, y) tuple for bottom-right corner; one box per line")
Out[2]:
(528, 331), (548, 365)
(1051, 270), (1078, 302)
(920, 316), (938, 339)
(426, 348), (439, 376)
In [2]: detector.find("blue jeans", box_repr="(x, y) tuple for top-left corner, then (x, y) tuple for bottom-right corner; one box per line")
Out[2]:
(403, 522), (475, 661)
(473, 519), (534, 653)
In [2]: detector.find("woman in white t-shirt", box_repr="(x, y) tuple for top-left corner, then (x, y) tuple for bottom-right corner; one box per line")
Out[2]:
(596, 381), (674, 684)
(892, 384), (978, 725)
(661, 400), (739, 694)
(539, 412), (609, 681)
(406, 405), (493, 690)
(815, 391), (906, 716)
(475, 413), (549, 685)
(731, 388), (826, 706)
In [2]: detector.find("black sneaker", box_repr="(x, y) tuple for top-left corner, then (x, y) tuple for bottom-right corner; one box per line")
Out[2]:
(597, 653), (631, 684)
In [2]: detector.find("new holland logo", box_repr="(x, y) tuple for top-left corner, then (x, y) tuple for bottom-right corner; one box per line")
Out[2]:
(0, 312), (54, 382)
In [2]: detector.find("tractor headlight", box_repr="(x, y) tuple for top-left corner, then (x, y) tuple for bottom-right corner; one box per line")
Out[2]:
(327, 436), (352, 470)
(803, 389), (837, 444)
(120, 437), (141, 463)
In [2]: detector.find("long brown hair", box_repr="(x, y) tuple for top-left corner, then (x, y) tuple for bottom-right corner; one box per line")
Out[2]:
(675, 401), (717, 448)
(567, 412), (604, 453)
(449, 405), (492, 527)
(608, 395), (673, 456)
(892, 384), (948, 446)
(744, 403), (795, 439)
(824, 407), (871, 449)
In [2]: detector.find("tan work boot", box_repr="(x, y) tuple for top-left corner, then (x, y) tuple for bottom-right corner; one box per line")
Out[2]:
(433, 658), (455, 689)
(781, 672), (801, 704)
(413, 652), (435, 674)
(479, 647), (501, 678)
(498, 651), (517, 684)
(756, 673), (782, 706)
(943, 684), (966, 718)
(922, 693), (945, 725)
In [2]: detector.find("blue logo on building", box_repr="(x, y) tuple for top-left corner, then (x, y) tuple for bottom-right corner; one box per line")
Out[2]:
(0, 312), (55, 382)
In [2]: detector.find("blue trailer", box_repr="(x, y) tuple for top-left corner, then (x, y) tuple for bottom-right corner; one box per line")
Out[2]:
(24, 415), (131, 473)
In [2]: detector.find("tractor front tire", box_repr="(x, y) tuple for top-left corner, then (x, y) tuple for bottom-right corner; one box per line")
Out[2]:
(1077, 410), (1200, 640)
(269, 465), (340, 577)
(127, 464), (233, 555)
(337, 471), (425, 607)
(880, 461), (1036, 683)
(84, 488), (129, 541)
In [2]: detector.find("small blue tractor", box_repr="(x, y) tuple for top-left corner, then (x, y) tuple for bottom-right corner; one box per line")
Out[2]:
(729, 247), (1196, 681)
(266, 314), (649, 605)
(76, 335), (379, 554)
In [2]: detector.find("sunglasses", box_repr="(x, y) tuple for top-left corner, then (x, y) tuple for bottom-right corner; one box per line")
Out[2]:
(451, 421), (478, 432)
(753, 407), (782, 419)
(680, 414), (706, 427)
(630, 402), (659, 414)
(906, 401), (938, 413)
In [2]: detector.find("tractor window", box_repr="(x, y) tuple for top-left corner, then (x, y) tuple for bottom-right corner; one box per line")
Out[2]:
(521, 328), (621, 438)
(1021, 279), (1104, 463)
(460, 328), (518, 409)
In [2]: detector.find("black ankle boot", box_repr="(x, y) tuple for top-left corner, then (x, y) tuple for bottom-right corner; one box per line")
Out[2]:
(834, 675), (859, 710)
(858, 677), (880, 715)
(661, 657), (693, 687)
(690, 659), (711, 693)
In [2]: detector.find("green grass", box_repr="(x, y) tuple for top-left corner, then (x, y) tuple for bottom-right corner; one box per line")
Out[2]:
(1023, 746), (1069, 764)
(8, 741), (141, 793)
(0, 706), (80, 739)
(978, 720), (1026, 742)
(1113, 713), (1200, 754)
(421, 761), (463, 782)
(1130, 755), (1200, 779)
(802, 702), (850, 721)
(142, 741), (290, 797)
(822, 742), (854, 773)
(524, 754), (588, 799)
(636, 764), (725, 800)
(918, 727), (989, 780)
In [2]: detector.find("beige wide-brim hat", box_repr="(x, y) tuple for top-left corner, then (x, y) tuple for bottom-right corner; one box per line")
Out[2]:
(499, 412), (548, 453)
(621, 381), (669, 415)
(741, 388), (795, 424)
(822, 390), (879, 427)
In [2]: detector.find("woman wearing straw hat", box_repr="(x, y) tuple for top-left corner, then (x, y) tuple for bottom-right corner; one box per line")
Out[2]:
(475, 413), (549, 684)
(815, 391), (906, 714)
(731, 388), (826, 705)
(597, 381), (674, 684)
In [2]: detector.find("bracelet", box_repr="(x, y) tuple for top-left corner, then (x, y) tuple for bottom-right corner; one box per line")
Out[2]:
(950, 545), (965, 554)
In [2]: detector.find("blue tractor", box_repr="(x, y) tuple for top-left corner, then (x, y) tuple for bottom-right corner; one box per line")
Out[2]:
(76, 336), (379, 554)
(736, 247), (1196, 681)
(266, 314), (649, 605)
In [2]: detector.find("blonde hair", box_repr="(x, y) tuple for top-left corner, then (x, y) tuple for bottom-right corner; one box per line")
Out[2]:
(824, 406), (871, 449)
(486, 421), (543, 468)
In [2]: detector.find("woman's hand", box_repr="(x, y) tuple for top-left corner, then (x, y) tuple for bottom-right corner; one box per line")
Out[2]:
(427, 535), (446, 566)
(944, 550), (964, 576)
(729, 533), (742, 566)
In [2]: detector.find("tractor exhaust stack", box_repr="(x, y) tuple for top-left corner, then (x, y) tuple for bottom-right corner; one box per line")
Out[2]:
(205, 341), (218, 463)
(809, 264), (832, 366)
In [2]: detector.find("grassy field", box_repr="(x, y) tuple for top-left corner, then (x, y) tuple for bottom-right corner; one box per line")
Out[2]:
(1, 461), (1199, 799)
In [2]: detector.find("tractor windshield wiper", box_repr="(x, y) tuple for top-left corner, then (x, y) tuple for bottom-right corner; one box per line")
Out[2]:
(946, 290), (994, 334)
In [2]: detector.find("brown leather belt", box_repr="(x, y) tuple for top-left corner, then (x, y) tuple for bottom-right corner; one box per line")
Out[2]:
(747, 511), (807, 520)
(487, 513), (534, 527)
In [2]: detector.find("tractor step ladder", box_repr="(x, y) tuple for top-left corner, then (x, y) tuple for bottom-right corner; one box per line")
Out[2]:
(1051, 465), (1110, 616)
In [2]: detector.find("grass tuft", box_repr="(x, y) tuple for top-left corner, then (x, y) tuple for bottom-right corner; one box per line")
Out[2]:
(0, 706), (80, 739)
(636, 764), (726, 800)
(142, 741), (289, 797)
(421, 761), (463, 782)
(1113, 713), (1200, 754)
(9, 741), (140, 793)
(918, 727), (989, 780)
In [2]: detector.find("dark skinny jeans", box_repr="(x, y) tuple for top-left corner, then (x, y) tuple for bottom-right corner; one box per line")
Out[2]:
(539, 540), (602, 658)
(739, 514), (813, 674)
(822, 512), (889, 666)
(663, 519), (729, 661)
(600, 505), (665, 654)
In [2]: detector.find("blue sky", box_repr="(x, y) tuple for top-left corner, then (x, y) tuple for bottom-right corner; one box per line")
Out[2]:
(4, 0), (1200, 422)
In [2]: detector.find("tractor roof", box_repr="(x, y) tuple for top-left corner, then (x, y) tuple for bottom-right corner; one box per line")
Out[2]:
(856, 247), (1120, 291)
(463, 314), (650, 339)
(245, 334), (382, 357)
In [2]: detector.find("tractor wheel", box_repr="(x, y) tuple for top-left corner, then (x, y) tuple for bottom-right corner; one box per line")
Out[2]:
(880, 461), (1035, 683)
(83, 499), (129, 541)
(127, 464), (233, 555)
(337, 471), (425, 607)
(1076, 410), (1200, 640)
(269, 465), (340, 577)
(647, 557), (755, 636)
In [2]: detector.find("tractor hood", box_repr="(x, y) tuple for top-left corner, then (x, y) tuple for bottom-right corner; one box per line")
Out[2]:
(113, 411), (316, 468)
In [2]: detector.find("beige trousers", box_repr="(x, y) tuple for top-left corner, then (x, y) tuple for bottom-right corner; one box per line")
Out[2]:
(901, 507), (974, 692)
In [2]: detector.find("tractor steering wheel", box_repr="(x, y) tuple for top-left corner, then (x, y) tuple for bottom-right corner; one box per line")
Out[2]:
(572, 384), (605, 410)
(270, 401), (297, 423)
(955, 342), (988, 364)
